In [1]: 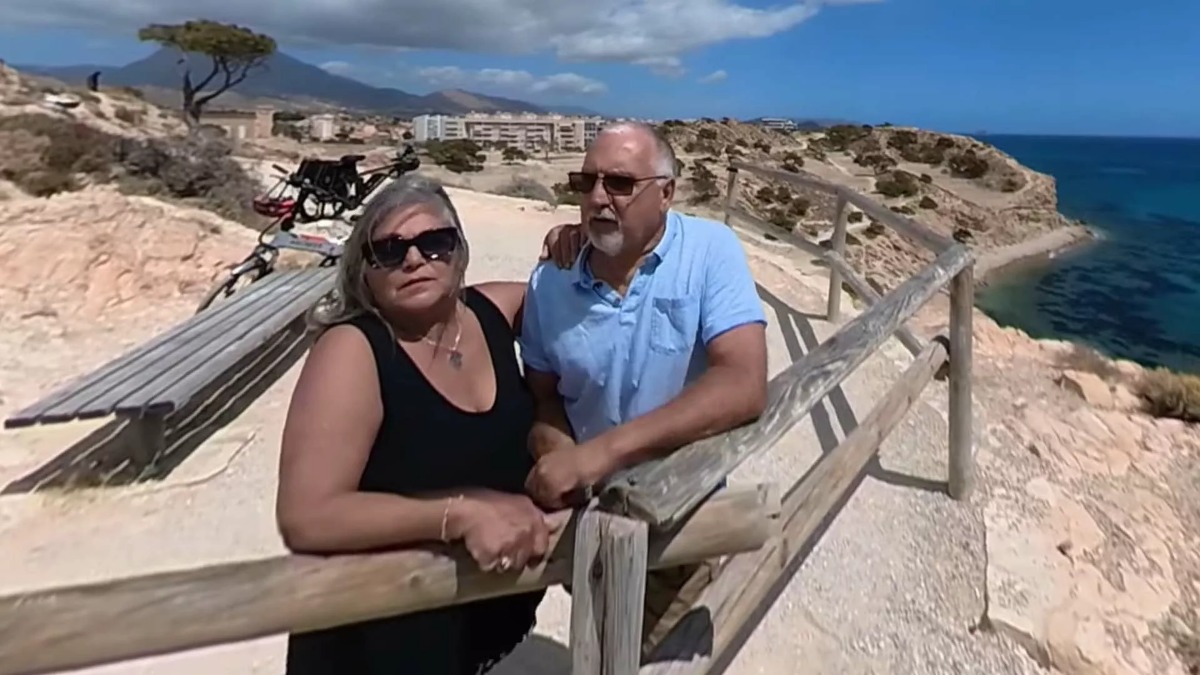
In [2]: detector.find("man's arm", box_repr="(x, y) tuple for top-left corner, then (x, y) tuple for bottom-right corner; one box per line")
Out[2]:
(591, 227), (768, 473)
(518, 268), (577, 457)
(525, 368), (577, 458)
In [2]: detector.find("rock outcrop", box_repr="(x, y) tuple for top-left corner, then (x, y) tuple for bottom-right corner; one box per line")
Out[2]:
(931, 313), (1200, 675)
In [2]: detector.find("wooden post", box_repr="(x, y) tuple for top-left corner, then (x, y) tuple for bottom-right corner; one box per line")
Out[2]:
(120, 413), (165, 471)
(947, 265), (975, 500)
(722, 168), (740, 226)
(826, 191), (850, 322)
(571, 507), (649, 675)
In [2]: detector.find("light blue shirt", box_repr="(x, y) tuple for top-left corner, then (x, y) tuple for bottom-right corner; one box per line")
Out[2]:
(519, 210), (768, 443)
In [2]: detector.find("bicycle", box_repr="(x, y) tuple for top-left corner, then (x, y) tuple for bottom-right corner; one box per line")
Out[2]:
(286, 144), (421, 224)
(195, 168), (353, 314)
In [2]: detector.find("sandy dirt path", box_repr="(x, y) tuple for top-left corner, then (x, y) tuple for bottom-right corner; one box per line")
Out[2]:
(0, 189), (1038, 675)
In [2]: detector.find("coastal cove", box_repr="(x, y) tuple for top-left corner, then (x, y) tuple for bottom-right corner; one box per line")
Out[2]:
(975, 134), (1200, 374)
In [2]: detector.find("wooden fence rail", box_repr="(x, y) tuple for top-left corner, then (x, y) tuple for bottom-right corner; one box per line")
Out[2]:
(0, 158), (976, 675)
(0, 486), (778, 675)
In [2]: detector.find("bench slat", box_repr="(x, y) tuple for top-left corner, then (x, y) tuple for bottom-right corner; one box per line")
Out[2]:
(29, 271), (311, 425)
(4, 269), (333, 427)
(4, 271), (297, 425)
(113, 269), (334, 415)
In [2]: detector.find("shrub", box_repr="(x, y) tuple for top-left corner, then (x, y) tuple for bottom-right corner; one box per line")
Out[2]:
(113, 106), (144, 125)
(766, 208), (793, 230)
(425, 139), (485, 173)
(1137, 368), (1200, 423)
(952, 227), (974, 243)
(919, 173), (933, 184)
(948, 150), (989, 179)
(698, 128), (718, 141)
(0, 113), (259, 222)
(918, 196), (938, 209)
(551, 182), (582, 206)
(875, 170), (920, 198)
(493, 176), (554, 203)
(847, 211), (864, 224)
(886, 130), (918, 148)
(900, 143), (946, 165)
(1000, 175), (1023, 192)
(112, 133), (258, 223)
(755, 186), (778, 203)
(864, 221), (886, 238)
(753, 140), (773, 153)
(820, 124), (870, 151)
(788, 196), (810, 217)
(501, 146), (529, 163)
(890, 204), (916, 215)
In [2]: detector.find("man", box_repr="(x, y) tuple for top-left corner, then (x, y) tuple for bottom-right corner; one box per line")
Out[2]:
(519, 121), (769, 654)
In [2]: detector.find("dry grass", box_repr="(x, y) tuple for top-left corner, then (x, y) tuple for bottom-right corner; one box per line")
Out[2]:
(1161, 603), (1200, 674)
(1137, 368), (1200, 424)
(1055, 344), (1125, 381)
(490, 176), (555, 204)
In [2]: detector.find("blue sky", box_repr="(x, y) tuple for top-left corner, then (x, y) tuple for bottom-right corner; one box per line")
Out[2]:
(1, 0), (1196, 137)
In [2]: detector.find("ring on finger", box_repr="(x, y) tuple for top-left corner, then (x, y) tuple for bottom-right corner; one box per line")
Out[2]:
(498, 556), (513, 572)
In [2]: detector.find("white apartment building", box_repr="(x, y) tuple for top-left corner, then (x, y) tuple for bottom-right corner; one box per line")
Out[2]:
(309, 114), (336, 141)
(412, 112), (606, 151)
(757, 117), (798, 133)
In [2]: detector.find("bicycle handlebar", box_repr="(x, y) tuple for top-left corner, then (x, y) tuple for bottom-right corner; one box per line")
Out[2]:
(271, 165), (358, 210)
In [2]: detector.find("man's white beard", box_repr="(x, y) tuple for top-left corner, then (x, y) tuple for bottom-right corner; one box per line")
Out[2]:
(588, 229), (624, 257)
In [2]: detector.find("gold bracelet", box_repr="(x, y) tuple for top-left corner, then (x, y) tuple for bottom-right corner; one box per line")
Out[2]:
(440, 495), (463, 543)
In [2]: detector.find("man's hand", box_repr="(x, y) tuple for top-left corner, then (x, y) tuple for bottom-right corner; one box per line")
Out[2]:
(539, 223), (584, 269)
(525, 442), (613, 510)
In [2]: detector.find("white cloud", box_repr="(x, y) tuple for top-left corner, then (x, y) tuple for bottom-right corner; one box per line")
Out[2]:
(698, 69), (728, 84)
(0, 0), (880, 76)
(416, 66), (608, 96)
(635, 56), (686, 79)
(319, 60), (355, 75)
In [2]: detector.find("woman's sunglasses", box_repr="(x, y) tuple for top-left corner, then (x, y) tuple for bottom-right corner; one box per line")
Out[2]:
(567, 171), (671, 197)
(363, 227), (460, 269)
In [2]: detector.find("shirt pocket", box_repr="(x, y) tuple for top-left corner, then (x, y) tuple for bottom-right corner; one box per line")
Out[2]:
(649, 297), (700, 355)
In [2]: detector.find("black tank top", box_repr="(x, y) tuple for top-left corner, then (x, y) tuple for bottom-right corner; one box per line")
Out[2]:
(286, 288), (544, 675)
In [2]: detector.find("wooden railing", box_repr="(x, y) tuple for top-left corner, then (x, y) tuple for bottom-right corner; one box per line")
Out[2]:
(0, 160), (975, 675)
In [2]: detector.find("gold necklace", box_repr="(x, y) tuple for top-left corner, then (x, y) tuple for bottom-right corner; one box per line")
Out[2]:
(417, 309), (464, 369)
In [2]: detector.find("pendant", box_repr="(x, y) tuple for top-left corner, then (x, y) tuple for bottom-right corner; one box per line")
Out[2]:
(448, 350), (464, 369)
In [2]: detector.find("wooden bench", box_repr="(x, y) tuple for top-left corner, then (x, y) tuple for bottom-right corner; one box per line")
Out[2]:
(4, 268), (336, 467)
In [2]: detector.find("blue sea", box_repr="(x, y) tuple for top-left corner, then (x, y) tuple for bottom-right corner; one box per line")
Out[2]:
(973, 135), (1200, 374)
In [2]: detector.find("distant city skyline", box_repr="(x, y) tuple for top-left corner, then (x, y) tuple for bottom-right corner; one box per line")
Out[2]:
(1, 0), (1196, 138)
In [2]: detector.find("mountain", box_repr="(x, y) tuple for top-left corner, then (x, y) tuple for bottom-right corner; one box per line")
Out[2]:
(17, 49), (603, 118)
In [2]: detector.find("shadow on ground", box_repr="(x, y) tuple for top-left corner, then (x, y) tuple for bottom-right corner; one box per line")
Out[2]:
(2, 323), (312, 494)
(758, 283), (947, 495)
(487, 635), (572, 675)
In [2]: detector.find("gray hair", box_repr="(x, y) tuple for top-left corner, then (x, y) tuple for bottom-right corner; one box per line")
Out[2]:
(310, 173), (471, 331)
(595, 121), (678, 178)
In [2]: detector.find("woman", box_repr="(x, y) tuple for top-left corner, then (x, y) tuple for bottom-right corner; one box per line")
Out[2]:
(276, 174), (560, 675)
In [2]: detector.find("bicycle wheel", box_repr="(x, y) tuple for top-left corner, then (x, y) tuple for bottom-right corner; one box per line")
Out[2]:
(195, 266), (269, 314)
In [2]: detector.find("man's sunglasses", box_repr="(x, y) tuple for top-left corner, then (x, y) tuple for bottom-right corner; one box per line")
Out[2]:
(566, 171), (671, 197)
(363, 227), (460, 269)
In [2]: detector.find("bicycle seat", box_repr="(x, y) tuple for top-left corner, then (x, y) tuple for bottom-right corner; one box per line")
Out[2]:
(339, 154), (366, 164)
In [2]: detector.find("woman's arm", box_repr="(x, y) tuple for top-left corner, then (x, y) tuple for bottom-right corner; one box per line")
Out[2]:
(275, 324), (465, 553)
(473, 281), (528, 336)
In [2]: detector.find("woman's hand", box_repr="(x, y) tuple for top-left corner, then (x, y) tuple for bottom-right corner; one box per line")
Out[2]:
(450, 490), (551, 573)
(540, 223), (584, 269)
